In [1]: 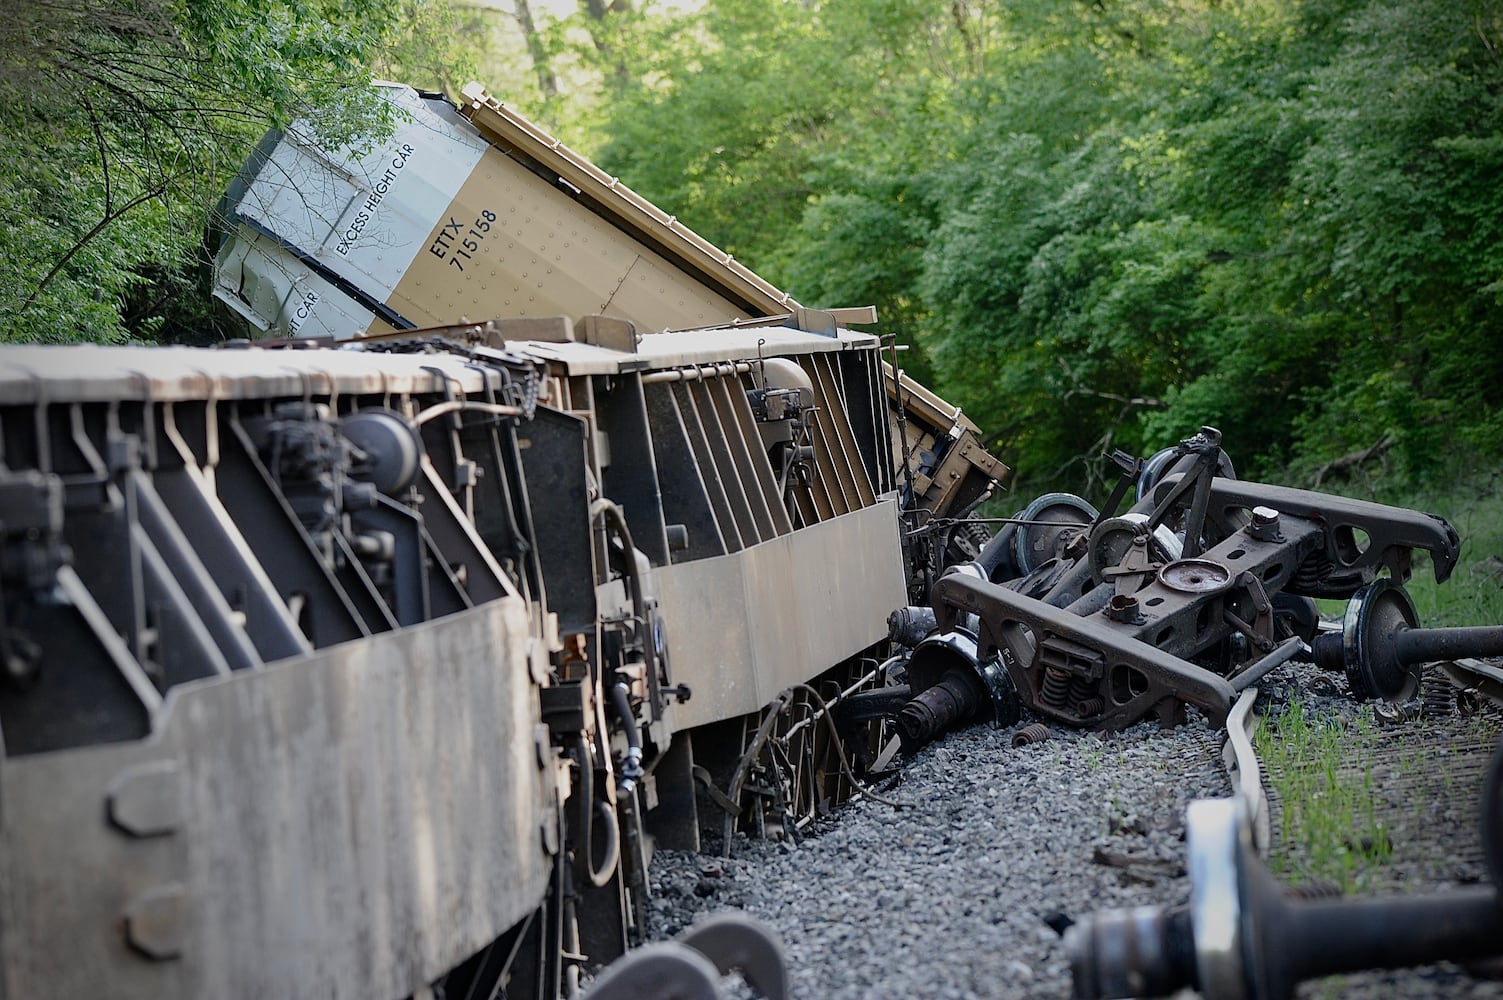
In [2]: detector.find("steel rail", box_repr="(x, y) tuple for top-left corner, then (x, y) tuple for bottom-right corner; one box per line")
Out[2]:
(1222, 687), (1270, 855)
(1439, 656), (1503, 709)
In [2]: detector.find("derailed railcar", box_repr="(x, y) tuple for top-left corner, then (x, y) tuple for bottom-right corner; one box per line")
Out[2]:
(0, 345), (558, 998)
(0, 79), (1007, 999)
(0, 319), (993, 998)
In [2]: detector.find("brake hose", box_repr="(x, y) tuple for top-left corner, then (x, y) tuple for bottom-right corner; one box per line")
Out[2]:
(572, 736), (620, 889)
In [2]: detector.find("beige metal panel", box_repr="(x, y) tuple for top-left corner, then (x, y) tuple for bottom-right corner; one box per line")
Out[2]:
(632, 325), (876, 364)
(797, 415), (842, 524)
(704, 376), (784, 541)
(742, 501), (904, 704)
(655, 501), (906, 730)
(506, 325), (880, 378)
(0, 345), (497, 405)
(503, 339), (647, 377)
(384, 146), (748, 333)
(0, 600), (552, 1000)
(803, 402), (856, 517)
(459, 84), (799, 322)
(686, 380), (764, 546)
(455, 87), (887, 336)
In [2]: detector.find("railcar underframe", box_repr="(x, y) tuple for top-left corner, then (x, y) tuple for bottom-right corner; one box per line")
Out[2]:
(0, 316), (1006, 999)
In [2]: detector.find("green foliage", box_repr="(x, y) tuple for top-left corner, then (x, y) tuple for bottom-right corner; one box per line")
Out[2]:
(374, 0), (486, 99)
(10, 0), (1501, 491)
(0, 0), (474, 344)
(562, 0), (1503, 490)
(572, 0), (982, 373)
(1255, 699), (1396, 893)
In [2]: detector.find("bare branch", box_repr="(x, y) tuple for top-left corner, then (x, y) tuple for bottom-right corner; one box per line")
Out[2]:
(1057, 358), (1167, 410)
(1311, 434), (1393, 489)
(15, 175), (182, 322)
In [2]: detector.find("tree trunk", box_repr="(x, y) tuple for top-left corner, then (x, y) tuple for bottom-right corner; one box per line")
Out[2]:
(580, 0), (633, 89)
(513, 0), (558, 100)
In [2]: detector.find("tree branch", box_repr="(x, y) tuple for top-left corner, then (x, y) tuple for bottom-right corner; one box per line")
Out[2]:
(81, 94), (111, 217)
(1311, 434), (1393, 489)
(15, 176), (179, 322)
(1057, 357), (1167, 410)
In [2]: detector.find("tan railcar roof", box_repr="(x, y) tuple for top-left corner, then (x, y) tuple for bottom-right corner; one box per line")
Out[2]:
(458, 83), (874, 333)
(0, 345), (497, 405)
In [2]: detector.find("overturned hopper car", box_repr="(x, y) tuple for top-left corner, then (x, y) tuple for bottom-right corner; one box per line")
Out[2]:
(0, 83), (1006, 999)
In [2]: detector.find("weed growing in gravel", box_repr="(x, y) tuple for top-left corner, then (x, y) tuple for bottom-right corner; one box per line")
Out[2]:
(1254, 699), (1393, 892)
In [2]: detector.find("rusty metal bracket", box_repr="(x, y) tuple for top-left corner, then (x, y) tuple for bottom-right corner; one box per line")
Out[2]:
(1156, 476), (1460, 595)
(928, 504), (1331, 729)
(921, 454), (1468, 732)
(931, 572), (1236, 729)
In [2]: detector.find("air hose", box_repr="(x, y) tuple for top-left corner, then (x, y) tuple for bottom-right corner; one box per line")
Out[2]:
(609, 680), (645, 795)
(572, 736), (620, 889)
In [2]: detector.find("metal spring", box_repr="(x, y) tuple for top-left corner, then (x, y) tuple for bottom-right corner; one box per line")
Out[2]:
(1291, 550), (1332, 593)
(1011, 723), (1052, 748)
(1422, 667), (1456, 719)
(1068, 674), (1098, 705)
(1076, 697), (1105, 719)
(1041, 667), (1071, 707)
(1285, 880), (1343, 900)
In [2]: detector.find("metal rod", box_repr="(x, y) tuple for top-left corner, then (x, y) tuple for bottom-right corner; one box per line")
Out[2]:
(640, 362), (756, 384)
(779, 665), (886, 742)
(903, 516), (1104, 539)
(1395, 625), (1503, 665)
(1230, 636), (1307, 692)
(1282, 888), (1503, 984)
(413, 399), (525, 425)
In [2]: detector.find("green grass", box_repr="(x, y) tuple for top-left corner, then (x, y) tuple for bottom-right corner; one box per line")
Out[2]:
(1325, 467), (1503, 628)
(1261, 466), (1503, 897)
(1401, 480), (1503, 628)
(1253, 698), (1396, 893)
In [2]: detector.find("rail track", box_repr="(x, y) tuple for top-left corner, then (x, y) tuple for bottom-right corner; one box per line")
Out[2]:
(621, 654), (1503, 1000)
(1259, 660), (1503, 897)
(1066, 652), (1503, 1000)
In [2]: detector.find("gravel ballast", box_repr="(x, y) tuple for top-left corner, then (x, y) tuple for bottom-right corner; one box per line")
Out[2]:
(642, 716), (1228, 999)
(623, 676), (1503, 999)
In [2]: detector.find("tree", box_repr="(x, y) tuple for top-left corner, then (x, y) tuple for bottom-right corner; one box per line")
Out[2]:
(564, 0), (1503, 489)
(513, 0), (560, 100)
(0, 0), (457, 343)
(375, 0), (490, 99)
(1275, 0), (1503, 480)
(576, 0), (994, 382)
(918, 0), (1503, 488)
